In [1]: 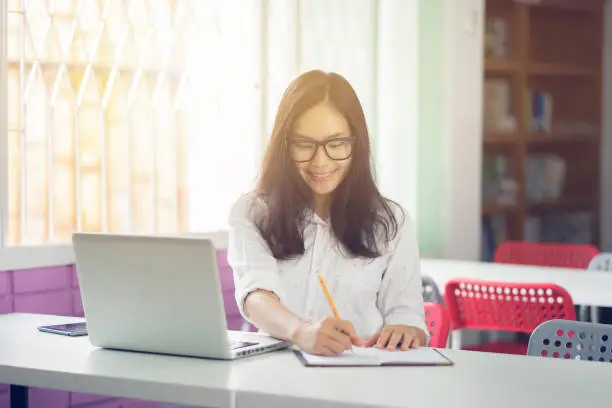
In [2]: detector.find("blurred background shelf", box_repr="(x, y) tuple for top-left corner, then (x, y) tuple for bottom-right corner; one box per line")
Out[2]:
(481, 0), (603, 260)
(525, 197), (597, 213)
(483, 203), (520, 215)
(485, 58), (520, 73)
(528, 62), (598, 77)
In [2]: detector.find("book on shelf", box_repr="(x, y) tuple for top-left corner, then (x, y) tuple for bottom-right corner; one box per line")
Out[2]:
(524, 216), (541, 243)
(525, 89), (553, 133)
(482, 214), (508, 262)
(482, 154), (517, 205)
(525, 154), (566, 203)
(485, 18), (508, 59)
(484, 79), (516, 133)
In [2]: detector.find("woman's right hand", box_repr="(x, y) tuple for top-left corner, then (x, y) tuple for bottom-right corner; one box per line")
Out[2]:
(291, 316), (364, 355)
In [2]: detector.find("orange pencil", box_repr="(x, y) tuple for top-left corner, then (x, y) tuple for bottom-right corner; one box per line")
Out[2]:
(317, 274), (340, 319)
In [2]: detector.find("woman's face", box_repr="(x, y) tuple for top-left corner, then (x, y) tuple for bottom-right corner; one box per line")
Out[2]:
(290, 100), (353, 199)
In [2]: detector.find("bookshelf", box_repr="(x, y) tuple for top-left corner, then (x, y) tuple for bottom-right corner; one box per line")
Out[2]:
(481, 0), (604, 261)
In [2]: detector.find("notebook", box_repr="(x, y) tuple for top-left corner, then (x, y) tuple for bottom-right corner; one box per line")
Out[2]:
(295, 346), (453, 367)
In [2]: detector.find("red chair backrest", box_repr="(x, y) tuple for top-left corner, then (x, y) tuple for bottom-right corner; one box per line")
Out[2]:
(494, 241), (599, 269)
(424, 302), (450, 348)
(444, 278), (576, 333)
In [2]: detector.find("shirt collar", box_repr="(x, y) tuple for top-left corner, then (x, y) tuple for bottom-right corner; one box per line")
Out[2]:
(304, 208), (329, 226)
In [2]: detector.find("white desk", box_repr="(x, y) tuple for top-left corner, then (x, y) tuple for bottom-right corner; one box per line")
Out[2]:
(422, 258), (612, 307)
(1, 313), (612, 408)
(232, 347), (612, 408)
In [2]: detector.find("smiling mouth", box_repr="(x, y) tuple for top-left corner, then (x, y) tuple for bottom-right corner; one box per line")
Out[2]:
(308, 170), (336, 181)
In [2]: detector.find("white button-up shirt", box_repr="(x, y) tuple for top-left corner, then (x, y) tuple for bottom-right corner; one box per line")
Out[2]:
(227, 194), (427, 339)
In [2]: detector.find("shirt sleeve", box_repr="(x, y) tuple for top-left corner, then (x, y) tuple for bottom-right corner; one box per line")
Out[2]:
(227, 194), (285, 321)
(377, 209), (429, 339)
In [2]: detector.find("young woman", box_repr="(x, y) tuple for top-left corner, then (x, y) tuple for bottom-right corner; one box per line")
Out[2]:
(227, 70), (427, 356)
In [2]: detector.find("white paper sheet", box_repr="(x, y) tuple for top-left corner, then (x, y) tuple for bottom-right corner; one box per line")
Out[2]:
(297, 347), (451, 366)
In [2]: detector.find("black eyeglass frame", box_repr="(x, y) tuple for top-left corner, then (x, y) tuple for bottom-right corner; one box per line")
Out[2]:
(286, 136), (356, 163)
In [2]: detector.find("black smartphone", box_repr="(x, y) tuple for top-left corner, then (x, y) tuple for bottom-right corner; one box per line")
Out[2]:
(37, 322), (88, 337)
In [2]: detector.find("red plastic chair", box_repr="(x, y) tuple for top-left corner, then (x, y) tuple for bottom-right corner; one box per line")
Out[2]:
(444, 278), (576, 355)
(494, 241), (599, 269)
(424, 302), (450, 348)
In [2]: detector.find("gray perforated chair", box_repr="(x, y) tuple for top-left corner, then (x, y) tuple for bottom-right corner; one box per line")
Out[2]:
(589, 253), (612, 271)
(422, 275), (443, 304)
(528, 319), (612, 362)
(579, 253), (612, 323)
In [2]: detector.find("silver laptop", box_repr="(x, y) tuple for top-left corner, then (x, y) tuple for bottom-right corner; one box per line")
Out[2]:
(72, 233), (289, 359)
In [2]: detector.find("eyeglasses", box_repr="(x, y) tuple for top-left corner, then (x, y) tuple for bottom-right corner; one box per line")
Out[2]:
(288, 137), (355, 163)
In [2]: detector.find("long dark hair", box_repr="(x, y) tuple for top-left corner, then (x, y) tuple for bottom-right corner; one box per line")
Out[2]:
(254, 70), (402, 260)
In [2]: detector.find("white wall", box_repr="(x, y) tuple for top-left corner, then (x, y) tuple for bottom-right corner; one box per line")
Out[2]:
(602, 0), (612, 252)
(437, 0), (486, 344)
(440, 0), (485, 260)
(376, 0), (420, 219)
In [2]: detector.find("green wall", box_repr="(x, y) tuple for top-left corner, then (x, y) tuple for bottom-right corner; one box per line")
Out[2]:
(416, 0), (445, 256)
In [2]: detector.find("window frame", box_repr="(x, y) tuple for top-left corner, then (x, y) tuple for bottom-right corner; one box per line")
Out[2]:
(0, 1), (239, 270)
(0, 0), (8, 251)
(0, 0), (58, 269)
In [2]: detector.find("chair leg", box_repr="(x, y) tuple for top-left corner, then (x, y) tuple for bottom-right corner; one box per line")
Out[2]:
(444, 331), (452, 349)
(451, 330), (462, 350)
(10, 385), (28, 408)
(578, 305), (590, 322)
(590, 306), (599, 324)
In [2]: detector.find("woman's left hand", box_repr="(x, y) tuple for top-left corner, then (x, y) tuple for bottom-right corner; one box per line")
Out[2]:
(364, 325), (427, 351)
